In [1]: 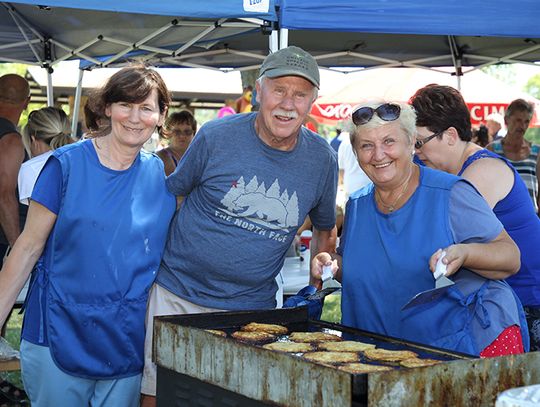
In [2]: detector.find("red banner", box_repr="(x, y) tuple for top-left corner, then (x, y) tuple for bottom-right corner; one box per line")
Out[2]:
(311, 102), (540, 127)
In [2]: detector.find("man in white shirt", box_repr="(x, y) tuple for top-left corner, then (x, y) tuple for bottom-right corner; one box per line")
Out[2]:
(337, 132), (371, 200)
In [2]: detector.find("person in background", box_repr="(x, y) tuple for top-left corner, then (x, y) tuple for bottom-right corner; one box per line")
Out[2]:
(485, 112), (505, 142)
(410, 85), (540, 351)
(337, 133), (371, 199)
(329, 128), (344, 152)
(0, 65), (176, 406)
(312, 100), (528, 357)
(217, 99), (236, 118)
(140, 46), (338, 406)
(18, 107), (73, 205)
(0, 74), (30, 260)
(487, 99), (539, 213)
(156, 110), (197, 176)
(235, 85), (253, 113)
(471, 124), (490, 147)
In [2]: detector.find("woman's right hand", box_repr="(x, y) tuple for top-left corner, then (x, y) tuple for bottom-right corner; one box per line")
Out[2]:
(310, 252), (338, 290)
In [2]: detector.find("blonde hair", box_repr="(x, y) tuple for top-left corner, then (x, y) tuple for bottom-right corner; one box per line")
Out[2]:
(23, 107), (72, 156)
(347, 100), (417, 147)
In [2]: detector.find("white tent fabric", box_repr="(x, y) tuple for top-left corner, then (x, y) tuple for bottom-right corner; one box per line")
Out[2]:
(311, 68), (540, 126)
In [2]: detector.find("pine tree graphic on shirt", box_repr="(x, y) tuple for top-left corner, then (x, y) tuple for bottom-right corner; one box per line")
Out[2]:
(220, 176), (299, 231)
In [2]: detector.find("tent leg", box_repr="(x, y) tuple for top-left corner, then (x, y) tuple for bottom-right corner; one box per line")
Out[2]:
(71, 68), (84, 139)
(279, 28), (288, 50)
(46, 67), (54, 107)
(269, 30), (278, 53)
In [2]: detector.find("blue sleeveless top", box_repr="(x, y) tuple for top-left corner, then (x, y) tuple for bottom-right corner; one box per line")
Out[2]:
(21, 140), (176, 379)
(490, 139), (539, 213)
(341, 166), (528, 355)
(459, 149), (540, 307)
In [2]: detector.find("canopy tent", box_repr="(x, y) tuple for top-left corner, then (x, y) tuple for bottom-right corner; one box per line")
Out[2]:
(310, 68), (540, 127)
(2, 0), (540, 71)
(0, 1), (277, 69)
(278, 0), (540, 71)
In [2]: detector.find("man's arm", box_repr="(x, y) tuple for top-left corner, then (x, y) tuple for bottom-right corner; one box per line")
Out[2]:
(0, 132), (25, 246)
(310, 227), (337, 258)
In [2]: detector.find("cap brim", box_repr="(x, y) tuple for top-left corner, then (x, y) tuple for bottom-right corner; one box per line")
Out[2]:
(263, 68), (320, 88)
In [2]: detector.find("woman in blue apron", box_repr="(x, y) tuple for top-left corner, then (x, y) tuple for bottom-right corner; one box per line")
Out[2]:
(0, 66), (176, 406)
(411, 85), (540, 352)
(311, 101), (528, 356)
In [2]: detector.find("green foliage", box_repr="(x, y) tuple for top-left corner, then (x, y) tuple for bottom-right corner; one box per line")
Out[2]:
(525, 74), (540, 99)
(0, 63), (27, 77)
(525, 74), (540, 144)
(321, 293), (341, 323)
(1, 312), (23, 389)
(481, 64), (519, 86)
(525, 128), (540, 144)
(193, 108), (217, 126)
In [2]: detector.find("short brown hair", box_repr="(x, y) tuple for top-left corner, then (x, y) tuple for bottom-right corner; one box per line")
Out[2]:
(505, 98), (534, 120)
(410, 84), (472, 142)
(85, 65), (170, 136)
(160, 110), (197, 139)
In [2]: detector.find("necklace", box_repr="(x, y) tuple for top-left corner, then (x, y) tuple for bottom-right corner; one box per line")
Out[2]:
(375, 166), (414, 213)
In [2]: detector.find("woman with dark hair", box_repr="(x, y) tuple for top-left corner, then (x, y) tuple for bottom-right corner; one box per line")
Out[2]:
(156, 110), (197, 175)
(311, 100), (527, 357)
(0, 65), (176, 406)
(471, 124), (490, 147)
(410, 84), (540, 352)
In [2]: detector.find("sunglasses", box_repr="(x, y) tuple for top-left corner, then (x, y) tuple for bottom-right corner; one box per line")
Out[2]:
(414, 130), (444, 149)
(351, 103), (401, 126)
(166, 129), (194, 137)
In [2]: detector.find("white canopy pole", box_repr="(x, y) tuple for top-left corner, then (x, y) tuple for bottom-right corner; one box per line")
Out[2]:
(279, 28), (288, 50)
(269, 30), (278, 53)
(46, 67), (54, 107)
(71, 68), (84, 138)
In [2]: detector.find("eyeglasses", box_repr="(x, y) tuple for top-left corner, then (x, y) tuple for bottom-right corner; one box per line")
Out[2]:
(414, 130), (445, 149)
(351, 103), (401, 126)
(171, 129), (194, 137)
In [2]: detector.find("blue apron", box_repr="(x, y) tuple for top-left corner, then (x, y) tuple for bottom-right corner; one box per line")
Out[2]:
(26, 140), (175, 379)
(341, 166), (528, 355)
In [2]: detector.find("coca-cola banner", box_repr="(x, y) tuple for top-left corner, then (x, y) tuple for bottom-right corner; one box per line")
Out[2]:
(311, 102), (540, 127)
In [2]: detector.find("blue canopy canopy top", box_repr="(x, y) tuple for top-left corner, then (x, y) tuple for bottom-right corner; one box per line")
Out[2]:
(0, 0), (278, 70)
(1, 0), (540, 72)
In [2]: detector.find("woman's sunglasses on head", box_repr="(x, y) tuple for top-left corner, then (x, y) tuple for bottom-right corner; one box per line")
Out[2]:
(351, 103), (401, 126)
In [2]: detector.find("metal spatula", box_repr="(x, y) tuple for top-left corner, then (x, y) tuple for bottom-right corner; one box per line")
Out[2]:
(401, 251), (455, 310)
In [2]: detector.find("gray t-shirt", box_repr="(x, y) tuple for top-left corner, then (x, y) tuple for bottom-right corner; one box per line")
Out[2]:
(157, 113), (338, 310)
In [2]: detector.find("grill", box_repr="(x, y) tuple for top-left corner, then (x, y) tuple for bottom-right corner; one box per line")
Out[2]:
(154, 307), (540, 406)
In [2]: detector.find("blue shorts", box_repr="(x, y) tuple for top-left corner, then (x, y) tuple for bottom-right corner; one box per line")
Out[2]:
(20, 340), (141, 407)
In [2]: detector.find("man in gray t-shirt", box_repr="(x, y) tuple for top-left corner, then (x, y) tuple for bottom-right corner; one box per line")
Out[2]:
(141, 46), (338, 405)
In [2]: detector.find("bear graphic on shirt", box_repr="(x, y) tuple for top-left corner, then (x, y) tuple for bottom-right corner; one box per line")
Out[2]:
(221, 176), (299, 231)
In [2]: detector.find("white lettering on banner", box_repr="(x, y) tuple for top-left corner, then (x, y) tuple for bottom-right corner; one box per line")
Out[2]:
(469, 104), (506, 123)
(243, 0), (269, 12)
(313, 103), (354, 121)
